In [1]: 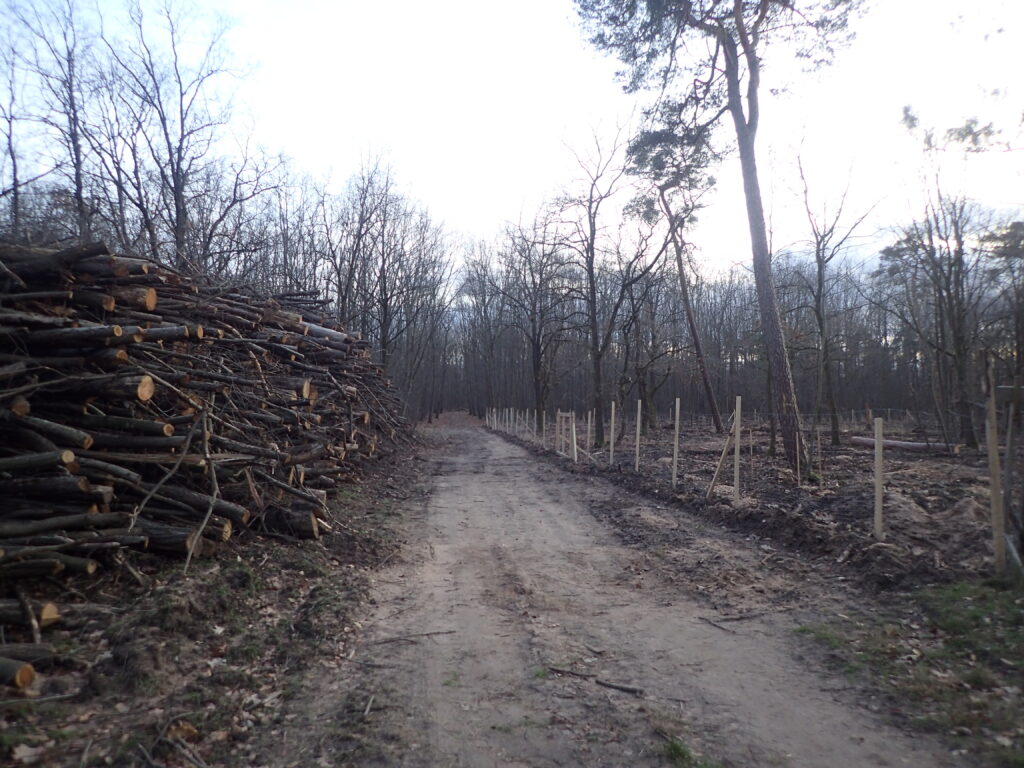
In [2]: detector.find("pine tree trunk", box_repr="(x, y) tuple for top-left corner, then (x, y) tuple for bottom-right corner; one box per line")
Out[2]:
(731, 118), (807, 470)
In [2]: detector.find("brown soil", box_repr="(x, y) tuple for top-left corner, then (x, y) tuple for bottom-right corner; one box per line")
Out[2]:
(3, 415), (999, 766)
(258, 419), (968, 767)
(517, 419), (999, 592)
(0, 450), (419, 767)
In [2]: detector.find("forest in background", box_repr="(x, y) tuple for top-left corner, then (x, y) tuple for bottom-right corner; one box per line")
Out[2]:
(2, 0), (1022, 454)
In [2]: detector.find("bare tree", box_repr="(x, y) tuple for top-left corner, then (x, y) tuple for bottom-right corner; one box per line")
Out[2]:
(0, 35), (23, 238)
(102, 0), (231, 269)
(796, 155), (872, 445)
(575, 0), (860, 469)
(560, 135), (665, 447)
(875, 194), (997, 448)
(15, 0), (94, 241)
(495, 211), (575, 426)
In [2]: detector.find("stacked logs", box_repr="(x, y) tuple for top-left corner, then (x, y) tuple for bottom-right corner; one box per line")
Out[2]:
(0, 241), (408, 667)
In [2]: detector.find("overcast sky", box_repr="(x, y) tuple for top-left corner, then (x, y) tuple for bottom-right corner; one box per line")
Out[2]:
(216, 0), (1023, 269)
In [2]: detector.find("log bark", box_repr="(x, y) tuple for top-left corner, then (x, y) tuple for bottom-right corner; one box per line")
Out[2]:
(850, 436), (960, 454)
(0, 450), (76, 472)
(0, 512), (125, 538)
(0, 644), (58, 667)
(0, 599), (60, 627)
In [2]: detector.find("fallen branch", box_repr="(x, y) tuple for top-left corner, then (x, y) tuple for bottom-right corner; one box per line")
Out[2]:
(595, 678), (644, 696)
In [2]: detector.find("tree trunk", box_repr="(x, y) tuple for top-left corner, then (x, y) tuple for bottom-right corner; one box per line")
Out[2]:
(674, 247), (724, 433)
(955, 352), (978, 448)
(823, 345), (841, 446)
(591, 351), (606, 447)
(731, 119), (807, 470)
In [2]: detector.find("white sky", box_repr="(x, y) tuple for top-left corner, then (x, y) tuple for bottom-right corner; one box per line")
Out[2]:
(213, 0), (1023, 268)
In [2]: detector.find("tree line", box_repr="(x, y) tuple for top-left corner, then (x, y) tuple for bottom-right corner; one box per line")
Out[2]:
(0, 0), (454, 420)
(2, 0), (1021, 453)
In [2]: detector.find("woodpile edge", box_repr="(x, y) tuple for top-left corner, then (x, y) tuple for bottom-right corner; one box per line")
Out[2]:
(0, 241), (411, 688)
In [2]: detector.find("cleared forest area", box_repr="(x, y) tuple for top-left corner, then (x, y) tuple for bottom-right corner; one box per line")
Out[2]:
(1, 0), (1022, 765)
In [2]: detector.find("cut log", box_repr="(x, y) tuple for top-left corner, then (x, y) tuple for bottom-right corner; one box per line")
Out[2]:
(0, 450), (76, 473)
(265, 506), (320, 539)
(0, 644), (57, 667)
(0, 512), (125, 538)
(109, 286), (158, 311)
(59, 413), (173, 436)
(23, 324), (123, 345)
(71, 290), (117, 312)
(0, 599), (60, 628)
(5, 414), (93, 448)
(0, 559), (65, 578)
(134, 483), (251, 524)
(5, 396), (31, 417)
(65, 374), (155, 402)
(74, 457), (143, 486)
(0, 657), (35, 688)
(0, 474), (92, 497)
(133, 520), (203, 556)
(850, 436), (961, 454)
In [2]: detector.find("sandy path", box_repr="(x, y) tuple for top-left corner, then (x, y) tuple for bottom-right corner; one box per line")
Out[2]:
(345, 427), (958, 767)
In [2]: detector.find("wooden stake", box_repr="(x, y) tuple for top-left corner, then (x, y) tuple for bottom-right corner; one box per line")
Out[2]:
(733, 396), (741, 503)
(635, 400), (642, 473)
(610, 401), (616, 466)
(874, 417), (884, 541)
(571, 413), (578, 463)
(749, 421), (754, 476)
(817, 425), (823, 482)
(542, 410), (547, 449)
(986, 376), (1007, 575)
(707, 430), (734, 500)
(795, 427), (801, 485)
(587, 409), (593, 451)
(672, 397), (680, 489)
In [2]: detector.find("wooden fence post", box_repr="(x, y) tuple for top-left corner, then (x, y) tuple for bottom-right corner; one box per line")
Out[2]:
(672, 397), (680, 489)
(542, 410), (547, 449)
(571, 413), (578, 463)
(587, 409), (593, 452)
(610, 401), (616, 466)
(635, 400), (642, 473)
(733, 395), (741, 503)
(874, 417), (885, 541)
(986, 376), (1007, 576)
(795, 426), (801, 485)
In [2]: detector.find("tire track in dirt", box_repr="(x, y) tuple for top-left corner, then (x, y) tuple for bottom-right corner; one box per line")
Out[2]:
(319, 426), (965, 767)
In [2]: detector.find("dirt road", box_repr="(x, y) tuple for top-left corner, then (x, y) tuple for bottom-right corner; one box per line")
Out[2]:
(305, 426), (961, 767)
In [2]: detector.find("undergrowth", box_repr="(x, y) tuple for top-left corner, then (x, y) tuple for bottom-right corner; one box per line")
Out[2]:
(798, 580), (1024, 767)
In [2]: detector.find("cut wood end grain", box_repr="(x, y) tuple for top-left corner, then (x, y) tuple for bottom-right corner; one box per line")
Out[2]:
(0, 657), (36, 688)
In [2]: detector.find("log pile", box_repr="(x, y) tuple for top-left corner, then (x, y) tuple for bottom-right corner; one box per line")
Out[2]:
(0, 241), (408, 661)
